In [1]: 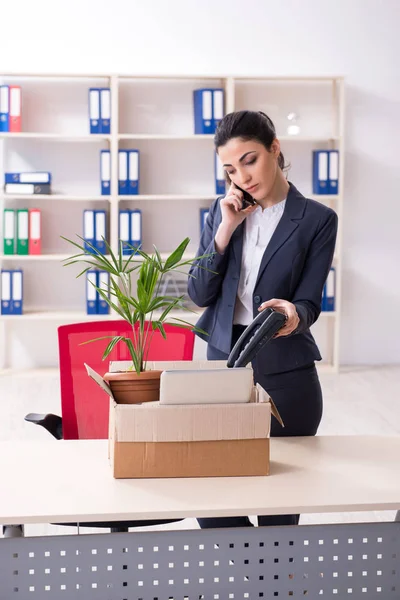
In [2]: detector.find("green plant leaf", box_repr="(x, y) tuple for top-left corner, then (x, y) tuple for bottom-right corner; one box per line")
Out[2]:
(147, 295), (183, 312)
(123, 337), (142, 374)
(60, 235), (86, 253)
(158, 297), (184, 322)
(61, 232), (210, 369)
(167, 318), (209, 337)
(101, 237), (121, 272)
(79, 335), (116, 346)
(152, 320), (167, 339)
(152, 246), (163, 270)
(96, 286), (131, 322)
(122, 248), (142, 271)
(76, 266), (91, 278)
(136, 278), (150, 310)
(102, 336), (125, 359)
(163, 238), (190, 271)
(62, 236), (121, 276)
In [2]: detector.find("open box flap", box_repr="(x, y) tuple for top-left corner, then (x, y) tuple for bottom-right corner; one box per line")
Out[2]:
(254, 383), (285, 428)
(84, 363), (114, 399)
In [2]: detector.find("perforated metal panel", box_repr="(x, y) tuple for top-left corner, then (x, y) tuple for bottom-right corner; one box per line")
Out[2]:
(1, 522), (399, 599)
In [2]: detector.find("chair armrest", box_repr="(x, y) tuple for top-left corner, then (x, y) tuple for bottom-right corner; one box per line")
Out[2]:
(24, 413), (63, 440)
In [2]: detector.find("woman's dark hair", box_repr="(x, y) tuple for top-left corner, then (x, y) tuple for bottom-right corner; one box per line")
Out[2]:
(214, 110), (288, 171)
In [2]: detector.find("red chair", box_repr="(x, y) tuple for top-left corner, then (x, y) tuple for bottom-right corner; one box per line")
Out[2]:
(24, 320), (195, 532)
(58, 320), (195, 440)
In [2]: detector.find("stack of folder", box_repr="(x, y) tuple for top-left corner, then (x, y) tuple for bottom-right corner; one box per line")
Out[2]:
(193, 88), (225, 134)
(200, 208), (209, 235)
(86, 270), (110, 315)
(0, 85), (22, 132)
(118, 150), (140, 195)
(321, 267), (336, 312)
(1, 269), (23, 315)
(214, 152), (225, 195)
(4, 172), (51, 196)
(3, 209), (41, 255)
(83, 210), (107, 254)
(312, 150), (339, 195)
(89, 88), (111, 134)
(100, 150), (140, 196)
(119, 209), (142, 254)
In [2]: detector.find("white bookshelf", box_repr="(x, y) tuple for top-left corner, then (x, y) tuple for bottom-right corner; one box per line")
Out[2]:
(0, 73), (344, 371)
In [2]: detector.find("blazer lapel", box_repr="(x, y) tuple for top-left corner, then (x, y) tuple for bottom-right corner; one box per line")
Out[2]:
(254, 183), (306, 289)
(231, 221), (245, 273)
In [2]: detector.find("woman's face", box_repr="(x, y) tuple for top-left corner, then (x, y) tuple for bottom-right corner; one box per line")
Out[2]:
(218, 137), (280, 201)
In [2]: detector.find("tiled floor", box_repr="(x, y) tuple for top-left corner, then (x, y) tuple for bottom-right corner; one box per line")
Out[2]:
(1, 365), (399, 536)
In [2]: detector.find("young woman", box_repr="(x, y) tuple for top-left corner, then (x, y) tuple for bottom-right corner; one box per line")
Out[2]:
(188, 110), (338, 529)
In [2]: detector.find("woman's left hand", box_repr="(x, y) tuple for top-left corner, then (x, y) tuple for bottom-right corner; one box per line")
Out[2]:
(258, 298), (300, 338)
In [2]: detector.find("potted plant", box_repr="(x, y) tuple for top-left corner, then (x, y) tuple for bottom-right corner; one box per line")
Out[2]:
(62, 235), (212, 404)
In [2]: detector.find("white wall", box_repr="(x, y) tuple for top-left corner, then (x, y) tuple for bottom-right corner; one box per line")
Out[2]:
(0, 0), (399, 366)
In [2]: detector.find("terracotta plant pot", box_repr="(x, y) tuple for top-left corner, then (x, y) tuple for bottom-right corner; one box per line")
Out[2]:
(103, 370), (162, 404)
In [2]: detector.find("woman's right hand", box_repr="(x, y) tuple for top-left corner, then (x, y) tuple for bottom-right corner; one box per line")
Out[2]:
(214, 183), (258, 254)
(219, 182), (258, 231)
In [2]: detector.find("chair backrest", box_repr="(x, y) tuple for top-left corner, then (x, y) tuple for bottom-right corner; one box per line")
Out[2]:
(58, 320), (195, 440)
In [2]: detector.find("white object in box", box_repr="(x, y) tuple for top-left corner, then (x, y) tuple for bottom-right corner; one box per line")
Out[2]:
(159, 367), (253, 405)
(108, 359), (251, 372)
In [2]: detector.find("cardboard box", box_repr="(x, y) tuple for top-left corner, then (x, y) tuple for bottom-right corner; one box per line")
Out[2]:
(109, 399), (271, 478)
(86, 361), (283, 479)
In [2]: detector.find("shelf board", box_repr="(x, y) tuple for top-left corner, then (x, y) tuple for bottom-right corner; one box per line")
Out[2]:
(118, 74), (227, 81)
(1, 195), (109, 202)
(117, 194), (338, 202)
(309, 194), (340, 201)
(0, 193), (338, 203)
(0, 311), (116, 322)
(0, 254), (71, 261)
(0, 133), (111, 142)
(0, 309), (202, 322)
(118, 194), (218, 201)
(118, 133), (339, 142)
(118, 134), (214, 140)
(0, 252), (197, 262)
(0, 133), (339, 143)
(1, 73), (343, 82)
(279, 136), (341, 142)
(0, 72), (112, 80)
(235, 75), (344, 82)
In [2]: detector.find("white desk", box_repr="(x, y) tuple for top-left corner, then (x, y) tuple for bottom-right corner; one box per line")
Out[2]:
(1, 435), (400, 600)
(1, 435), (400, 524)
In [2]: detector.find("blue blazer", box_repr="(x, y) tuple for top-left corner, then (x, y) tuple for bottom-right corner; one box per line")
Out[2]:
(188, 182), (338, 375)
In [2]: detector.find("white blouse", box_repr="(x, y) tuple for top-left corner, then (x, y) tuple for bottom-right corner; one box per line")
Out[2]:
(233, 198), (287, 326)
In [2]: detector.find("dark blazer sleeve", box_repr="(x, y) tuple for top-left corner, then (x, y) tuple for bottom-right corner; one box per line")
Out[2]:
(292, 210), (338, 334)
(187, 198), (230, 308)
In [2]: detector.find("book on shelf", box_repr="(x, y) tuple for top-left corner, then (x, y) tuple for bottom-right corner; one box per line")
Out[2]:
(2, 208), (42, 255)
(1, 269), (23, 315)
(89, 88), (111, 134)
(0, 85), (22, 132)
(193, 88), (225, 134)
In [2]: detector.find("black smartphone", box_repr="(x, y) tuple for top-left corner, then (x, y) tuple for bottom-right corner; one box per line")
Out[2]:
(233, 183), (257, 210)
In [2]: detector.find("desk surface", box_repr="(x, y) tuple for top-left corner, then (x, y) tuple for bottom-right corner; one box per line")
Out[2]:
(2, 436), (400, 525)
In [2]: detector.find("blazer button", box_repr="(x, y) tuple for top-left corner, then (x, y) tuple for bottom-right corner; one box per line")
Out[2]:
(254, 295), (261, 305)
